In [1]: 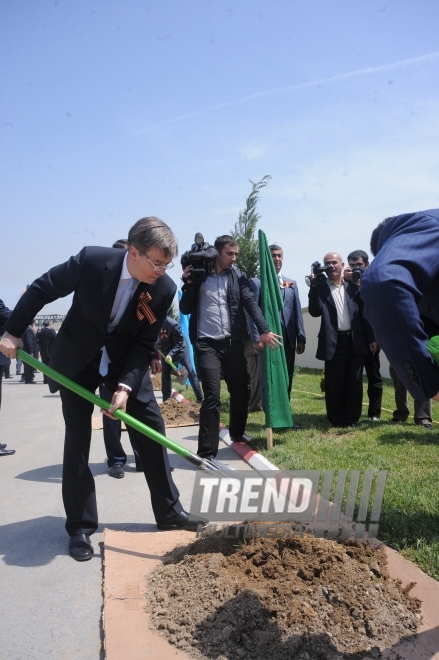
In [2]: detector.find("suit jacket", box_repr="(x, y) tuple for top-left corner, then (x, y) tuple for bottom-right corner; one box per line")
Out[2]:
(308, 280), (373, 361)
(248, 276), (306, 348)
(38, 326), (57, 359)
(157, 317), (188, 363)
(22, 326), (36, 355)
(4, 247), (176, 400)
(361, 208), (439, 400)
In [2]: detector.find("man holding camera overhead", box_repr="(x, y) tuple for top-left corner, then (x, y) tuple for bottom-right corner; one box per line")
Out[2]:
(308, 252), (374, 428)
(179, 234), (281, 460)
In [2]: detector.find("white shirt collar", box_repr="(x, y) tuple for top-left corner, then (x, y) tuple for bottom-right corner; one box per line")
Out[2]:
(120, 251), (130, 280)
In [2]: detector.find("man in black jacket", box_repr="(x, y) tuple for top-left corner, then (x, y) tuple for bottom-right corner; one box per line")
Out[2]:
(21, 323), (37, 384)
(308, 252), (374, 427)
(158, 316), (203, 402)
(0, 217), (207, 561)
(179, 235), (281, 459)
(37, 320), (57, 384)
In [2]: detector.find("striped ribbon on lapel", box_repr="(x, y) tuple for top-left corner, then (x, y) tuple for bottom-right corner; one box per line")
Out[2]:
(137, 292), (157, 324)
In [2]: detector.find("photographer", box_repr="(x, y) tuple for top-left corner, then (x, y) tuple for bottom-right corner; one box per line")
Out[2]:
(308, 252), (374, 428)
(179, 234), (281, 460)
(344, 250), (382, 421)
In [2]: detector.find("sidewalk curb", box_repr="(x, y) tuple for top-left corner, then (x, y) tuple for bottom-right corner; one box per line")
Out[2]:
(219, 428), (278, 471)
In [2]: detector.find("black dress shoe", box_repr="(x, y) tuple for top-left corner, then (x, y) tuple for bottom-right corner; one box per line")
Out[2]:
(0, 448), (15, 456)
(230, 434), (254, 444)
(108, 464), (124, 479)
(156, 510), (208, 531)
(0, 443), (7, 449)
(69, 534), (94, 561)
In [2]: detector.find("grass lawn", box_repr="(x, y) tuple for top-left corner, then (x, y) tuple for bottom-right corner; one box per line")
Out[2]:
(204, 367), (439, 580)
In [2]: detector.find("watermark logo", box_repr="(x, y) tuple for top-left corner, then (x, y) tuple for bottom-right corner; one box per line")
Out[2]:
(189, 470), (387, 539)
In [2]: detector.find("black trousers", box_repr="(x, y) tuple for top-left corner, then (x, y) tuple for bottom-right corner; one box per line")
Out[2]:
(196, 338), (250, 458)
(243, 339), (262, 412)
(324, 334), (365, 426)
(40, 354), (50, 384)
(59, 353), (182, 537)
(23, 361), (34, 383)
(364, 349), (382, 418)
(161, 354), (203, 402)
(99, 384), (142, 469)
(283, 334), (296, 400)
(389, 365), (432, 423)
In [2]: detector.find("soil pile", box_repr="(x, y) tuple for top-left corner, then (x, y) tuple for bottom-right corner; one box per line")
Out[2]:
(151, 373), (162, 391)
(147, 533), (420, 660)
(159, 398), (200, 426)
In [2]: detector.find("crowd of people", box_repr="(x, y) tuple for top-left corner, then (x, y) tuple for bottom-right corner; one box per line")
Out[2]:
(1, 208), (439, 561)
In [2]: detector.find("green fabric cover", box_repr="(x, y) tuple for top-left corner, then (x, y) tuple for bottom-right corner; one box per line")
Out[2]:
(258, 229), (294, 429)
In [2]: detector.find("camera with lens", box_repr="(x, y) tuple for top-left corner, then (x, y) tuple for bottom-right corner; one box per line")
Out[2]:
(350, 264), (365, 284)
(180, 233), (218, 283)
(311, 260), (334, 285)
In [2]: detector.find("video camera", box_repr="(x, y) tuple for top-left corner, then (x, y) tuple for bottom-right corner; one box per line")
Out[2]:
(350, 264), (365, 284)
(180, 233), (218, 283)
(311, 260), (334, 285)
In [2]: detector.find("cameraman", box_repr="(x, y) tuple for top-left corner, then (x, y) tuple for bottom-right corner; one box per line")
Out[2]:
(308, 252), (374, 427)
(179, 235), (281, 460)
(344, 250), (382, 421)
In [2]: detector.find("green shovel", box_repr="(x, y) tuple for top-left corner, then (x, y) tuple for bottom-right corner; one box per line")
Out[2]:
(16, 348), (233, 472)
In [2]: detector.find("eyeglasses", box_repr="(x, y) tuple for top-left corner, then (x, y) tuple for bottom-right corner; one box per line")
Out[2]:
(144, 254), (174, 272)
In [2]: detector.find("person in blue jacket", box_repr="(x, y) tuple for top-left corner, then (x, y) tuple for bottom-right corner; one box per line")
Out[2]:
(361, 209), (439, 403)
(158, 316), (203, 403)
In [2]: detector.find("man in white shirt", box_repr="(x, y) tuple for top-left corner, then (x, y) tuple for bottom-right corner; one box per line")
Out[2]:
(308, 252), (374, 427)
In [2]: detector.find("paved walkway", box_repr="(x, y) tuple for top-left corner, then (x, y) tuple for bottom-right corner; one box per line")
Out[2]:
(0, 366), (250, 660)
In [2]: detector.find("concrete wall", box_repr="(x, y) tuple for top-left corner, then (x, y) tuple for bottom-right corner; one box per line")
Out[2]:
(295, 308), (390, 379)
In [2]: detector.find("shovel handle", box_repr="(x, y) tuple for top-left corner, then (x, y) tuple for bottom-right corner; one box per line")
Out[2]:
(157, 348), (181, 375)
(16, 348), (201, 466)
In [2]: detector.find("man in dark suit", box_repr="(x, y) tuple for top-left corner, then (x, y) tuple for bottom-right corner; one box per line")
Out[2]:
(0, 217), (207, 561)
(249, 244), (306, 399)
(37, 320), (57, 384)
(344, 250), (382, 420)
(21, 323), (37, 384)
(361, 209), (439, 402)
(308, 252), (374, 427)
(0, 299), (15, 456)
(158, 316), (203, 402)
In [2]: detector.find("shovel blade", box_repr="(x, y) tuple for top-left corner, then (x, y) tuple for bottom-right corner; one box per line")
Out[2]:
(202, 459), (236, 471)
(176, 366), (188, 385)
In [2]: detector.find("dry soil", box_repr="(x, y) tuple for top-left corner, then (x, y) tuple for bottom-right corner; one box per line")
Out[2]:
(147, 531), (421, 660)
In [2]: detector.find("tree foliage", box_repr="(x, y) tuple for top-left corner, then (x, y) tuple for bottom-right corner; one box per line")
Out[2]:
(230, 175), (271, 277)
(167, 302), (179, 321)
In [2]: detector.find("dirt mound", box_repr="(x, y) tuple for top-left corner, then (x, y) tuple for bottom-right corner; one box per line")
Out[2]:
(147, 532), (420, 659)
(159, 398), (200, 426)
(151, 373), (162, 391)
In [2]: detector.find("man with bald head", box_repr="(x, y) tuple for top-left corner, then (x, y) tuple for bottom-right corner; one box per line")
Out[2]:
(308, 252), (374, 427)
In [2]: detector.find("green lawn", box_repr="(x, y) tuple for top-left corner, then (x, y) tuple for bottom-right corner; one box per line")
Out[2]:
(177, 367), (439, 580)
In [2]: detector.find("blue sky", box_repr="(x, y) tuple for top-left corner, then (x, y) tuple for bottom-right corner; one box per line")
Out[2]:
(2, 1), (439, 312)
